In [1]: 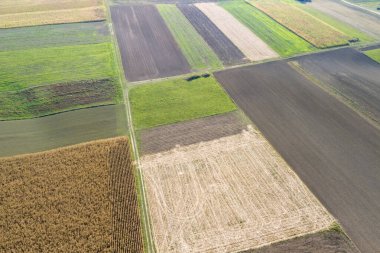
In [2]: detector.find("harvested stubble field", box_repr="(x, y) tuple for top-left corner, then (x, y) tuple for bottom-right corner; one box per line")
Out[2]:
(0, 6), (106, 29)
(307, 0), (380, 38)
(294, 48), (380, 127)
(0, 105), (127, 157)
(139, 111), (248, 155)
(195, 3), (278, 61)
(0, 43), (116, 92)
(0, 137), (143, 252)
(141, 129), (334, 253)
(0, 22), (110, 52)
(0, 79), (121, 120)
(157, 4), (222, 70)
(129, 76), (236, 130)
(221, 1), (314, 57)
(178, 4), (247, 66)
(215, 61), (380, 253)
(111, 5), (190, 82)
(250, 0), (351, 48)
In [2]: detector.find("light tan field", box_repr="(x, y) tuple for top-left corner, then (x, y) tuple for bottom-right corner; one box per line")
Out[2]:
(0, 0), (102, 14)
(141, 127), (334, 253)
(0, 6), (105, 28)
(0, 137), (143, 252)
(195, 3), (278, 61)
(250, 0), (350, 48)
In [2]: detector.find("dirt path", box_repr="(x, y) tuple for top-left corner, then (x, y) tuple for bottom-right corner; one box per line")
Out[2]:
(195, 3), (278, 61)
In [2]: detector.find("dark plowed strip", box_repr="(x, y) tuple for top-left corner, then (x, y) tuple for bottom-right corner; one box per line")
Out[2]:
(108, 139), (143, 252)
(178, 4), (247, 66)
(139, 111), (248, 155)
(111, 5), (190, 82)
(295, 48), (380, 126)
(242, 230), (359, 253)
(215, 61), (380, 253)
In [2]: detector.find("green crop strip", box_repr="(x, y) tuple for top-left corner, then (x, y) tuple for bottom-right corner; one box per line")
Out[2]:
(365, 48), (380, 63)
(129, 75), (236, 130)
(157, 4), (222, 71)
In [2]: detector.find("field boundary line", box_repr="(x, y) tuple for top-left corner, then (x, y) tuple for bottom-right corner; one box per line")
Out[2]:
(104, 1), (155, 252)
(339, 0), (380, 17)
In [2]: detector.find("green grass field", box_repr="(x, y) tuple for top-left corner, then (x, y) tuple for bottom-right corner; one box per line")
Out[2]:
(288, 0), (375, 43)
(365, 48), (380, 63)
(221, 1), (315, 57)
(157, 4), (222, 70)
(130, 75), (237, 130)
(0, 43), (116, 92)
(0, 22), (110, 52)
(0, 79), (121, 120)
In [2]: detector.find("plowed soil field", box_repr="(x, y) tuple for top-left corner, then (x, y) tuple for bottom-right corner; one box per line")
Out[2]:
(178, 4), (247, 66)
(195, 3), (278, 61)
(141, 129), (334, 253)
(111, 5), (190, 81)
(215, 60), (380, 253)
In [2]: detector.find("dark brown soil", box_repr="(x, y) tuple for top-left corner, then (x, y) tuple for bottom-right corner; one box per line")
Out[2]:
(110, 5), (190, 82)
(294, 48), (380, 127)
(243, 230), (359, 253)
(178, 4), (248, 66)
(215, 61), (380, 253)
(139, 111), (248, 155)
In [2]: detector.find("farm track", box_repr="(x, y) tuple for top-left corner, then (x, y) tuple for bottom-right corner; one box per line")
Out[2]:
(139, 111), (248, 155)
(178, 4), (248, 66)
(0, 105), (127, 157)
(215, 61), (380, 253)
(308, 0), (380, 38)
(195, 2), (278, 61)
(294, 48), (380, 128)
(110, 5), (190, 82)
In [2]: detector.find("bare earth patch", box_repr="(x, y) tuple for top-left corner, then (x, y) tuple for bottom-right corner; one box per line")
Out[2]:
(195, 3), (278, 61)
(141, 128), (334, 253)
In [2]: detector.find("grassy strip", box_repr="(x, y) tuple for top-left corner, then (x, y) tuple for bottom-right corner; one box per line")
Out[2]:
(0, 22), (110, 52)
(250, 0), (351, 48)
(292, 0), (375, 43)
(0, 79), (122, 120)
(221, 1), (315, 57)
(130, 75), (237, 130)
(0, 43), (117, 92)
(365, 48), (380, 62)
(157, 4), (222, 70)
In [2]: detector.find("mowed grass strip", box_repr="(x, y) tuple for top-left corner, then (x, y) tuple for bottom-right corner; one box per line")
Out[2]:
(157, 4), (222, 70)
(220, 1), (314, 57)
(365, 48), (380, 63)
(0, 43), (116, 92)
(250, 0), (351, 48)
(0, 22), (110, 52)
(0, 79), (122, 120)
(130, 76), (237, 130)
(0, 6), (105, 28)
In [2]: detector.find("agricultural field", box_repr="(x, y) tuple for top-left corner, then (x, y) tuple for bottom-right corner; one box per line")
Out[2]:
(178, 4), (247, 66)
(0, 79), (120, 120)
(250, 0), (351, 48)
(0, 137), (143, 252)
(365, 47), (380, 62)
(195, 3), (278, 61)
(0, 43), (116, 92)
(354, 1), (380, 12)
(111, 5), (190, 82)
(0, 22), (110, 52)
(139, 111), (248, 155)
(220, 1), (315, 57)
(306, 0), (380, 38)
(157, 4), (222, 71)
(129, 75), (236, 130)
(215, 61), (380, 253)
(293, 48), (380, 127)
(141, 129), (334, 253)
(0, 105), (127, 157)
